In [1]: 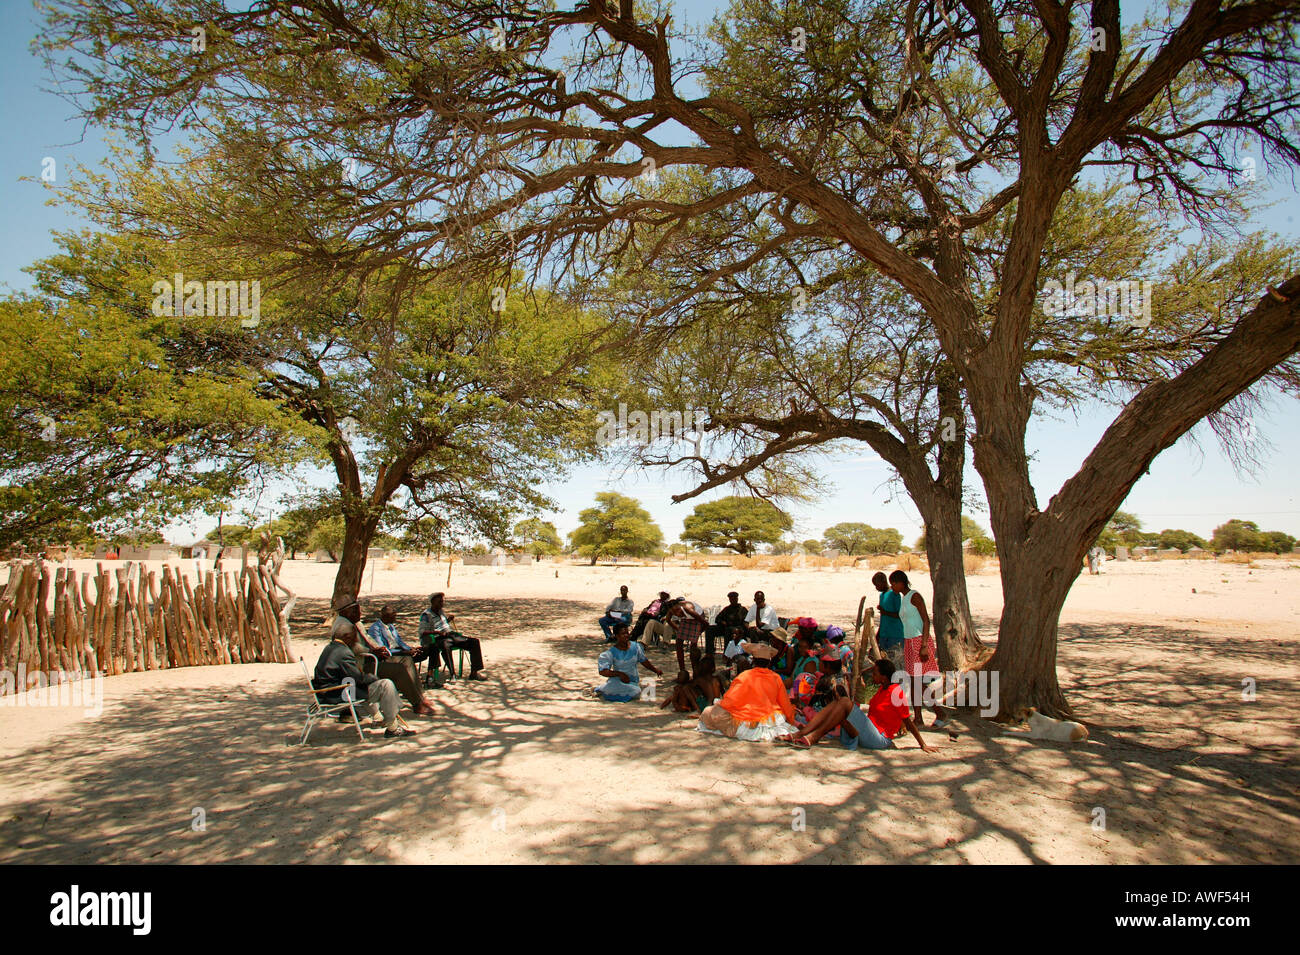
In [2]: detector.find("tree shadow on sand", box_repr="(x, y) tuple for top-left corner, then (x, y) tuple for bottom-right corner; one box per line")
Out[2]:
(0, 601), (1294, 864)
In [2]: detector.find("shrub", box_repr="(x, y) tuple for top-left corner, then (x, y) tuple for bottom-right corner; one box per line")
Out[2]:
(963, 553), (987, 574)
(770, 556), (795, 573)
(731, 555), (759, 570)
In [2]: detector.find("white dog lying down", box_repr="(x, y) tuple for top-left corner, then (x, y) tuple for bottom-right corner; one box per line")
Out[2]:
(1004, 707), (1089, 742)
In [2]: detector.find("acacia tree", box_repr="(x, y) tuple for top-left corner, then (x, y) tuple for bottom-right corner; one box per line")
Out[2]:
(44, 0), (1300, 714)
(514, 518), (563, 555)
(1, 235), (310, 549)
(568, 492), (664, 563)
(32, 227), (613, 605)
(679, 495), (792, 555)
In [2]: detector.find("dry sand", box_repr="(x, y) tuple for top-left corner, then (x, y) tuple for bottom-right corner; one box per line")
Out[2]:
(1, 555), (1297, 864)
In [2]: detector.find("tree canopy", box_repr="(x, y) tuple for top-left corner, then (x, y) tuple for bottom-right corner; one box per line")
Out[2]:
(679, 495), (792, 555)
(568, 492), (664, 565)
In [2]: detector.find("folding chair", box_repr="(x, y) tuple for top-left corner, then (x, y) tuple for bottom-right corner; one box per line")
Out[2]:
(299, 656), (367, 744)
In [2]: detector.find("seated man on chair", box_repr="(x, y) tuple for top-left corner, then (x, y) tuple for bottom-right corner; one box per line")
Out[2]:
(315, 595), (415, 739)
(598, 586), (636, 642)
(364, 604), (436, 714)
(418, 592), (488, 682)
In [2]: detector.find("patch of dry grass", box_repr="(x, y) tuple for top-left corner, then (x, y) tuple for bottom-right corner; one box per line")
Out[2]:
(730, 555), (760, 570)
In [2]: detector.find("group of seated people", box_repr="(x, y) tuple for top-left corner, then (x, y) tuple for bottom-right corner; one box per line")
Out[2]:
(311, 591), (487, 739)
(593, 583), (944, 754)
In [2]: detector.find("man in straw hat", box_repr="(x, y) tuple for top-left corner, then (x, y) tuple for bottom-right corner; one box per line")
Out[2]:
(697, 642), (798, 742)
(314, 593), (415, 739)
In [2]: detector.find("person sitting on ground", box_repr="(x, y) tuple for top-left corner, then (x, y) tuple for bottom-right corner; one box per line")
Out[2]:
(721, 626), (752, 682)
(314, 595), (415, 739)
(418, 592), (488, 682)
(595, 623), (664, 701)
(361, 604), (436, 715)
(779, 659), (936, 752)
(706, 591), (748, 659)
(777, 617), (821, 678)
(697, 643), (799, 742)
(874, 572), (905, 671)
(599, 586), (635, 642)
(661, 655), (725, 715)
(783, 632), (823, 688)
(630, 591), (670, 641)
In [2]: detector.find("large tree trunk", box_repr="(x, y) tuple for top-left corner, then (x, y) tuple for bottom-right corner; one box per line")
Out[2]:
(331, 514), (380, 607)
(916, 492), (984, 671)
(982, 540), (1077, 719)
(898, 364), (986, 671)
(970, 278), (1300, 718)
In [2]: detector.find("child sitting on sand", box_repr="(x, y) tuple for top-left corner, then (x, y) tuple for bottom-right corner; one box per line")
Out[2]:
(661, 656), (724, 714)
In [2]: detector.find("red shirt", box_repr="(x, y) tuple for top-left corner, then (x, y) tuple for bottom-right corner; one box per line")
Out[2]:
(867, 682), (910, 739)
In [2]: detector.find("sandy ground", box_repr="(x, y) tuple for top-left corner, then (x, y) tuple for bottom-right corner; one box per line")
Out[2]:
(1, 555), (1297, 864)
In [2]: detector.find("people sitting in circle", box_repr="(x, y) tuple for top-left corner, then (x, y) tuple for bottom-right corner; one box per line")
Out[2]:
(595, 623), (663, 701)
(661, 655), (725, 715)
(697, 642), (799, 742)
(630, 591), (670, 641)
(778, 658), (936, 752)
(362, 603), (436, 715)
(599, 585), (635, 642)
(314, 594), (415, 739)
(873, 572), (904, 670)
(418, 592), (488, 682)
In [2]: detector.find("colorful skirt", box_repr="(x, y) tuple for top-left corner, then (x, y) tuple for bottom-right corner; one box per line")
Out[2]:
(903, 636), (940, 678)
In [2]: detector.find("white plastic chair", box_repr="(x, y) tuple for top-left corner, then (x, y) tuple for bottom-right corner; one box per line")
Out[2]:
(299, 656), (367, 744)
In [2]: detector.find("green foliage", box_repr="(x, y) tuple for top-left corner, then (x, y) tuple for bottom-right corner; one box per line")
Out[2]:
(513, 518), (562, 557)
(823, 522), (902, 555)
(307, 515), (345, 560)
(568, 492), (664, 564)
(0, 238), (312, 548)
(1097, 510), (1147, 549)
(680, 495), (792, 556)
(1155, 528), (1209, 552)
(1210, 519), (1295, 553)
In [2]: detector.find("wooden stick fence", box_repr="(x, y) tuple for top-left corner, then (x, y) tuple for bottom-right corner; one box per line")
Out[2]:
(0, 555), (293, 688)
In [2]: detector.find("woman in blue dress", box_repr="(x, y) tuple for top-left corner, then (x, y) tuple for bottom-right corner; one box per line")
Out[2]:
(595, 624), (664, 701)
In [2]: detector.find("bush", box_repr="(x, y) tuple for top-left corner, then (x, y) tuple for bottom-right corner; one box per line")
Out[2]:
(689, 558), (709, 570)
(963, 553), (988, 574)
(731, 555), (759, 570)
(770, 556), (795, 573)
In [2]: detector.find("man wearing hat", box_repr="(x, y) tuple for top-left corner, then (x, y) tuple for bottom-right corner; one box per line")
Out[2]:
(314, 594), (414, 738)
(698, 642), (798, 741)
(418, 592), (487, 681)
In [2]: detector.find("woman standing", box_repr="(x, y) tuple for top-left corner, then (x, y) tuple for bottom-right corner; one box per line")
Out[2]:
(889, 570), (950, 729)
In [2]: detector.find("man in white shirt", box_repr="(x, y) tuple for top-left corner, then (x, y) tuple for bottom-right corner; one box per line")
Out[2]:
(746, 590), (781, 634)
(599, 585), (635, 642)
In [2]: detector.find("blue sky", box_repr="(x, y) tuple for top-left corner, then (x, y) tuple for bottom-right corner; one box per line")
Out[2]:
(5, 0), (1298, 546)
